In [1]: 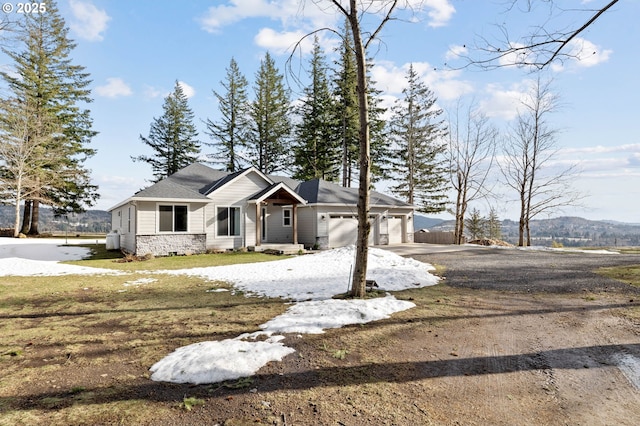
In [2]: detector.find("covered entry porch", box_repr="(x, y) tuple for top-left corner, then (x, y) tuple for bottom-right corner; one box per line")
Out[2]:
(248, 182), (307, 252)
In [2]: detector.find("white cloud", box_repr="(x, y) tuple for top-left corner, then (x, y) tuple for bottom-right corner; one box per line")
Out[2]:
(199, 0), (335, 33)
(479, 81), (534, 121)
(68, 0), (110, 42)
(95, 78), (132, 98)
(371, 60), (473, 104)
(422, 0), (456, 28)
(143, 85), (163, 99)
(446, 44), (467, 61)
(565, 37), (612, 68)
(198, 1), (454, 39)
(178, 81), (196, 99)
(254, 27), (309, 54)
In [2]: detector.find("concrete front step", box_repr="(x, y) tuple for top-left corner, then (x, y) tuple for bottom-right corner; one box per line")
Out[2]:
(250, 243), (305, 255)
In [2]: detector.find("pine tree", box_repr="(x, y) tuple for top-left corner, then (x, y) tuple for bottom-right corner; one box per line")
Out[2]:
(293, 36), (340, 182)
(487, 207), (502, 240)
(388, 64), (449, 213)
(333, 22), (359, 187)
(366, 64), (389, 183)
(248, 52), (291, 174)
(0, 0), (98, 234)
(134, 81), (200, 182)
(205, 58), (250, 172)
(465, 208), (486, 240)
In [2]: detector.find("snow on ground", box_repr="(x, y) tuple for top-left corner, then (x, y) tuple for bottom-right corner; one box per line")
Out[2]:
(0, 238), (438, 385)
(0, 237), (116, 276)
(159, 245), (438, 301)
(150, 246), (436, 384)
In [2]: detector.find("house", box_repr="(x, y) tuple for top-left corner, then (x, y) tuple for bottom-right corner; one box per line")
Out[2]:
(108, 163), (415, 256)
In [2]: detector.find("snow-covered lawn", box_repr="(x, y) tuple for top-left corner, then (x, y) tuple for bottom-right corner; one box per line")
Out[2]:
(0, 237), (438, 385)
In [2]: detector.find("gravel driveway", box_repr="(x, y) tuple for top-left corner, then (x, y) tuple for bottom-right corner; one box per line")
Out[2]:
(408, 247), (640, 294)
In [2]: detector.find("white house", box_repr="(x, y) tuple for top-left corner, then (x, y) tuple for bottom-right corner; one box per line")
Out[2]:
(108, 163), (415, 256)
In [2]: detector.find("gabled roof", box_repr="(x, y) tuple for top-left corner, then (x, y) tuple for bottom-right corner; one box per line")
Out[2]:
(109, 163), (413, 211)
(249, 182), (307, 205)
(296, 179), (413, 208)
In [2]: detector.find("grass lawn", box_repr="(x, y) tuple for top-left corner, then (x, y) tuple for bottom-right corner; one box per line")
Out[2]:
(0, 249), (292, 425)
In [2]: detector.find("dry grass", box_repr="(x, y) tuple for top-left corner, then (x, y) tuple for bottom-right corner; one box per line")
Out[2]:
(0, 252), (289, 425)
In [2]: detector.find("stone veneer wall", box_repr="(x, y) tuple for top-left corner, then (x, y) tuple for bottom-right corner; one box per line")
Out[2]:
(136, 234), (206, 256)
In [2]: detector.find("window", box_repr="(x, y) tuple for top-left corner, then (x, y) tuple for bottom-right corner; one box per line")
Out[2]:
(159, 205), (188, 232)
(282, 208), (292, 227)
(217, 207), (241, 236)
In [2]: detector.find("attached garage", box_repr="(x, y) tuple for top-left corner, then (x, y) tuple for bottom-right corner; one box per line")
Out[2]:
(328, 215), (376, 247)
(387, 216), (404, 244)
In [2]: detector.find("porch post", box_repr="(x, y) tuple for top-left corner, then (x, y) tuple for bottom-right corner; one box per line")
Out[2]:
(255, 202), (261, 247)
(292, 203), (298, 245)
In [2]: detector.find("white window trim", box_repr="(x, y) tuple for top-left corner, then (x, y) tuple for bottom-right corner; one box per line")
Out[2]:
(282, 207), (292, 227)
(216, 205), (243, 238)
(156, 203), (189, 233)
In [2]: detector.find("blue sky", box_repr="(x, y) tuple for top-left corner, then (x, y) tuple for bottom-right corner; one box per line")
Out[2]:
(5, 0), (639, 223)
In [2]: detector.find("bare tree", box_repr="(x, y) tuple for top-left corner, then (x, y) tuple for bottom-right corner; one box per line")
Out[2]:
(324, 0), (399, 297)
(500, 77), (582, 246)
(467, 0), (619, 69)
(0, 98), (62, 237)
(447, 99), (498, 244)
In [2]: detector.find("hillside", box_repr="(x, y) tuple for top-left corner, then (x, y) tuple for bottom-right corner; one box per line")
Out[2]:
(426, 215), (640, 247)
(0, 205), (111, 235)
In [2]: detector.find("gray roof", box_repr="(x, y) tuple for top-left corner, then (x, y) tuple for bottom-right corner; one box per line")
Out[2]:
(127, 163), (411, 208)
(133, 163), (231, 200)
(296, 179), (412, 208)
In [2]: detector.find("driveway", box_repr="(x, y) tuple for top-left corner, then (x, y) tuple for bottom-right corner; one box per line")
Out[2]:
(382, 243), (640, 294)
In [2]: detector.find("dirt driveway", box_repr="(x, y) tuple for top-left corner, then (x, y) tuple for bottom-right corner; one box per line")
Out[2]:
(157, 247), (640, 425)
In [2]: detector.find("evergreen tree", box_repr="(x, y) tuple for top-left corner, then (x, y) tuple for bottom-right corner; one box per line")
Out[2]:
(465, 208), (486, 240)
(0, 0), (98, 234)
(366, 63), (389, 183)
(205, 58), (250, 172)
(333, 23), (388, 187)
(293, 36), (340, 181)
(333, 22), (359, 187)
(487, 207), (502, 240)
(248, 52), (291, 174)
(134, 81), (200, 182)
(388, 64), (449, 213)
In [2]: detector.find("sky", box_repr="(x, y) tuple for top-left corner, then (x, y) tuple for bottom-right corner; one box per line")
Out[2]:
(2, 0), (639, 223)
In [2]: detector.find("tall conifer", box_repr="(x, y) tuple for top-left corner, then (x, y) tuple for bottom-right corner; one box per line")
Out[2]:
(293, 36), (340, 181)
(0, 0), (98, 234)
(388, 64), (449, 213)
(248, 52), (291, 174)
(134, 81), (200, 182)
(205, 58), (250, 172)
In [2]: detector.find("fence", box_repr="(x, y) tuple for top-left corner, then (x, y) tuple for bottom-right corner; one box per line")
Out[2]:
(414, 230), (457, 244)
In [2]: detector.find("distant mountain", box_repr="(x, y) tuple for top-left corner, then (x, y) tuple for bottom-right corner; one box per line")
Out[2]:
(414, 215), (445, 230)
(427, 215), (640, 247)
(0, 205), (111, 235)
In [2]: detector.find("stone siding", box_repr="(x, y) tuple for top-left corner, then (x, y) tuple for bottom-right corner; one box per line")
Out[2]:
(136, 234), (206, 256)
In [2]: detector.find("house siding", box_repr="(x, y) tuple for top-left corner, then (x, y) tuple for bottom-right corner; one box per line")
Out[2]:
(296, 206), (318, 248)
(205, 171), (268, 250)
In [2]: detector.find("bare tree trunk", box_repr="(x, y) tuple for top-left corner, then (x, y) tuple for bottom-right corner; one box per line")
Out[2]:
(29, 199), (40, 235)
(20, 200), (32, 235)
(348, 1), (370, 298)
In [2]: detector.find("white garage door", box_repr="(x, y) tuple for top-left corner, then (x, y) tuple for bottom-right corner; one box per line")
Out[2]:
(329, 215), (375, 247)
(388, 216), (404, 244)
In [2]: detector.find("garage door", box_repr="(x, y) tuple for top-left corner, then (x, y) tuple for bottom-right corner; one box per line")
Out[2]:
(388, 216), (404, 244)
(329, 215), (375, 247)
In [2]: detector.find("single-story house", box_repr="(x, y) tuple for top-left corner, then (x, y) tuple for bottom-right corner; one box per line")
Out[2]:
(108, 162), (415, 256)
